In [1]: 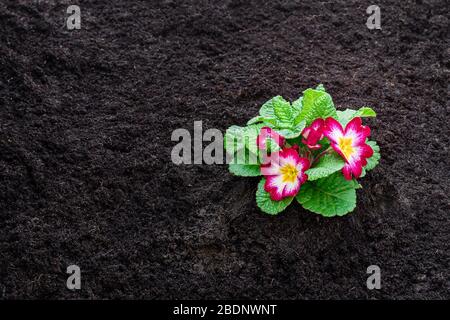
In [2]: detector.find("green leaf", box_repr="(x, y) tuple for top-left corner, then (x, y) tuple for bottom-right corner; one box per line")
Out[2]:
(258, 95), (304, 139)
(256, 178), (293, 215)
(225, 124), (264, 165)
(296, 173), (357, 217)
(296, 88), (337, 125)
(261, 117), (277, 126)
(350, 179), (363, 189)
(315, 84), (326, 92)
(224, 125), (245, 152)
(337, 107), (377, 127)
(264, 137), (282, 153)
(365, 140), (380, 171)
(228, 148), (260, 166)
(356, 107), (376, 117)
(247, 115), (265, 125)
(305, 153), (345, 181)
(273, 120), (305, 139)
(224, 123), (264, 154)
(360, 140), (381, 178)
(244, 123), (264, 155)
(336, 109), (356, 127)
(229, 163), (261, 177)
(259, 96), (285, 118)
(273, 97), (293, 124)
(292, 97), (303, 114)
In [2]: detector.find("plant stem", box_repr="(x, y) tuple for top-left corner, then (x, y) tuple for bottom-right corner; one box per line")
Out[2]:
(312, 147), (332, 165)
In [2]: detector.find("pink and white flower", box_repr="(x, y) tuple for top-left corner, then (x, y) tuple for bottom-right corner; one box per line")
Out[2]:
(257, 127), (285, 150)
(301, 118), (325, 149)
(323, 117), (373, 180)
(261, 147), (310, 200)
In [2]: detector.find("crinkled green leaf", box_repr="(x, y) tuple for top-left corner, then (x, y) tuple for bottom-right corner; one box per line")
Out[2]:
(258, 95), (304, 138)
(274, 120), (305, 139)
(244, 123), (264, 155)
(305, 153), (345, 181)
(256, 178), (293, 215)
(292, 97), (303, 114)
(260, 118), (276, 127)
(224, 124), (264, 165)
(259, 96), (285, 118)
(273, 97), (293, 124)
(295, 88), (337, 125)
(247, 115), (265, 125)
(224, 125), (245, 152)
(265, 137), (282, 153)
(227, 148), (260, 166)
(337, 107), (377, 127)
(229, 163), (261, 177)
(296, 173), (357, 217)
(224, 123), (264, 154)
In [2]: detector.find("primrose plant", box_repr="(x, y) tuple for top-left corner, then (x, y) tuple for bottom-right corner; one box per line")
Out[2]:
(224, 84), (380, 217)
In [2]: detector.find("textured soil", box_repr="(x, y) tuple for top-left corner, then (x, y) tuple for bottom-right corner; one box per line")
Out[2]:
(0, 0), (448, 299)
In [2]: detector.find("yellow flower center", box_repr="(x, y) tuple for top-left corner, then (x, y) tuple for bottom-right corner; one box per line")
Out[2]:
(338, 137), (354, 159)
(280, 164), (298, 183)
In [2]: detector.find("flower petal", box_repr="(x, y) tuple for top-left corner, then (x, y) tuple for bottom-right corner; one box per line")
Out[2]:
(307, 129), (322, 144)
(301, 172), (308, 183)
(301, 127), (311, 139)
(361, 125), (371, 138)
(348, 158), (363, 179)
(360, 143), (374, 158)
(264, 175), (285, 200)
(260, 147), (309, 200)
(279, 147), (300, 167)
(344, 117), (371, 145)
(302, 119), (325, 149)
(323, 117), (344, 143)
(296, 157), (310, 172)
(256, 127), (270, 149)
(260, 161), (280, 176)
(342, 164), (353, 180)
(282, 179), (300, 197)
(310, 118), (325, 131)
(257, 126), (285, 150)
(346, 117), (362, 132)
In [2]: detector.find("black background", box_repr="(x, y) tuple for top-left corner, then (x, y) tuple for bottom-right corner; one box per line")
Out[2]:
(0, 0), (448, 299)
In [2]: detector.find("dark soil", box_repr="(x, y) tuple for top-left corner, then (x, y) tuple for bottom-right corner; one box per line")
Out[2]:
(0, 0), (448, 299)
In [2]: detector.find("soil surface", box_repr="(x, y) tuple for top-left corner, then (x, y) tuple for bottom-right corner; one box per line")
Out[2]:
(0, 0), (448, 299)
